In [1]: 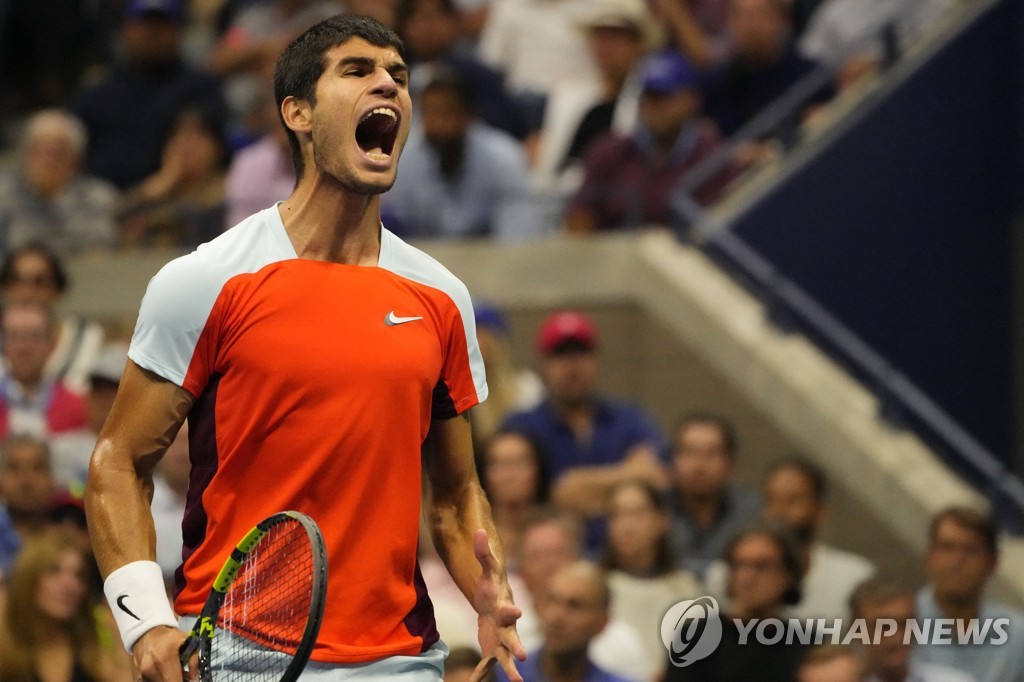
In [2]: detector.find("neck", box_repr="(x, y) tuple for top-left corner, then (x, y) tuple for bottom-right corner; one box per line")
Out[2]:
(493, 500), (531, 524)
(678, 489), (725, 529)
(601, 73), (625, 101)
(732, 603), (782, 621)
(278, 179), (383, 264)
(13, 376), (43, 400)
(541, 647), (590, 682)
(934, 591), (981, 622)
(616, 547), (659, 576)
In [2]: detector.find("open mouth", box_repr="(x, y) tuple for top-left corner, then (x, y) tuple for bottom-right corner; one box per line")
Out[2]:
(356, 107), (399, 161)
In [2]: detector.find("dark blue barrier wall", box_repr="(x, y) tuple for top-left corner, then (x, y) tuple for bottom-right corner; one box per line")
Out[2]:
(717, 0), (1022, 463)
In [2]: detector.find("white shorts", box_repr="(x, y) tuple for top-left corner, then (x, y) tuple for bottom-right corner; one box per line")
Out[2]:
(178, 616), (447, 680)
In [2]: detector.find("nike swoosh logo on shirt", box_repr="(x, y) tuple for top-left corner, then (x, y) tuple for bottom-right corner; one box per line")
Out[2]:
(116, 594), (142, 621)
(384, 311), (423, 326)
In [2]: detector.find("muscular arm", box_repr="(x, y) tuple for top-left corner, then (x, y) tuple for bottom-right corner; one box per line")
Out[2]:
(424, 413), (525, 681)
(552, 444), (670, 517)
(85, 360), (195, 680)
(86, 360), (194, 578)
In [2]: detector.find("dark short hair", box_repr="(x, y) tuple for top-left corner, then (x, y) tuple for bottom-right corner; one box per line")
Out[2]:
(273, 14), (407, 180)
(672, 412), (737, 458)
(928, 505), (998, 557)
(848, 576), (915, 618)
(394, 0), (457, 32)
(0, 242), (69, 294)
(766, 455), (828, 504)
(725, 519), (806, 606)
(420, 69), (474, 114)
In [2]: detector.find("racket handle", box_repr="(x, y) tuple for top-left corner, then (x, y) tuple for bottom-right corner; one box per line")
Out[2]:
(179, 635), (200, 667)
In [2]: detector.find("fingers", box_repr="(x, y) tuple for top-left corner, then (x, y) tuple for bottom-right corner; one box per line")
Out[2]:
(469, 656), (497, 682)
(494, 646), (525, 682)
(473, 528), (497, 576)
(502, 626), (527, 661)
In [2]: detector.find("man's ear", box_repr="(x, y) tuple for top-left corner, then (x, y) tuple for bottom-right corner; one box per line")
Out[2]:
(281, 96), (312, 136)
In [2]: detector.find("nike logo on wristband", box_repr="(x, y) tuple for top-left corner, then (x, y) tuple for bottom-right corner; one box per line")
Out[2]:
(116, 594), (142, 621)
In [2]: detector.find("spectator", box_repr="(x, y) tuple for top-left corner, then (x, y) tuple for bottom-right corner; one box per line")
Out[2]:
(798, 0), (954, 89)
(118, 105), (231, 248)
(73, 0), (228, 189)
(0, 110), (119, 256)
(667, 412), (761, 578)
(501, 310), (666, 531)
(852, 577), (974, 682)
(470, 301), (544, 444)
(497, 561), (637, 682)
(0, 302), (88, 440)
(0, 529), (131, 680)
(0, 435), (55, 542)
(603, 480), (702, 671)
(515, 508), (652, 680)
(705, 455), (876, 619)
(665, 520), (809, 681)
(0, 243), (105, 397)
(49, 341), (128, 491)
(153, 422), (189, 587)
(224, 97), (296, 228)
(762, 457), (875, 619)
(381, 71), (541, 240)
(208, 0), (343, 133)
(395, 0), (529, 139)
(912, 506), (1024, 682)
(532, 0), (658, 192)
(649, 0), (732, 68)
(702, 0), (833, 141)
(479, 429), (550, 571)
(0, 0), (101, 113)
(476, 0), (599, 125)
(564, 50), (736, 234)
(797, 645), (862, 682)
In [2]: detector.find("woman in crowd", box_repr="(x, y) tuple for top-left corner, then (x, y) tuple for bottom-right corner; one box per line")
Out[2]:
(603, 479), (702, 670)
(118, 105), (230, 248)
(0, 530), (130, 681)
(479, 428), (550, 572)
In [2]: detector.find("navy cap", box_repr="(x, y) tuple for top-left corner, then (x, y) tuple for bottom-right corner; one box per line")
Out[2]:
(641, 50), (700, 94)
(124, 0), (186, 22)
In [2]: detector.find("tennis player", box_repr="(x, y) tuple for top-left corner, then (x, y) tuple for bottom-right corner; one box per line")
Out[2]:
(85, 15), (525, 682)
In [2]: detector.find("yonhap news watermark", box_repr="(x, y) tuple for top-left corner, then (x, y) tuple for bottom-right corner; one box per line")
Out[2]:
(660, 596), (1013, 668)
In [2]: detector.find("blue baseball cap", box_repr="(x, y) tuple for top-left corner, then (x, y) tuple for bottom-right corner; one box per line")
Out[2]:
(641, 50), (700, 94)
(125, 0), (186, 22)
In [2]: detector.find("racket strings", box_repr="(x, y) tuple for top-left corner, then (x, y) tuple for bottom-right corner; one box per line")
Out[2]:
(206, 520), (316, 679)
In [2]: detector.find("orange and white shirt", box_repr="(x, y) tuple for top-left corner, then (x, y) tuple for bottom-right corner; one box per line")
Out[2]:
(129, 205), (487, 663)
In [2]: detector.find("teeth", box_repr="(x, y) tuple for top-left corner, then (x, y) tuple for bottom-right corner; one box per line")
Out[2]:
(361, 108), (398, 123)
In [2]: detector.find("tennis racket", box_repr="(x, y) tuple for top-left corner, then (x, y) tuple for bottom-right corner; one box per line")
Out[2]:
(179, 510), (328, 681)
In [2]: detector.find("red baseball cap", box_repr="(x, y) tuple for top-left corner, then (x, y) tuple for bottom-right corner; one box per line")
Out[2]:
(536, 310), (598, 355)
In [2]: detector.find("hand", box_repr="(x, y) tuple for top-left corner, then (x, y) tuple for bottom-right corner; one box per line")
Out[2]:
(623, 445), (671, 491)
(471, 529), (526, 682)
(133, 626), (195, 681)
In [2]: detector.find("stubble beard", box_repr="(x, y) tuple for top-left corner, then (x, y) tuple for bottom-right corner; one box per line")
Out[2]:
(312, 143), (397, 196)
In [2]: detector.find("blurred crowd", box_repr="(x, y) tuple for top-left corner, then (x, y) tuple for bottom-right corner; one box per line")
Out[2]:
(0, 0), (1000, 680)
(0, 0), (963, 251)
(0, 291), (1022, 680)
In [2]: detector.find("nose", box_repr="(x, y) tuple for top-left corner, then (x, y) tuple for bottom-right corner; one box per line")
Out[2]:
(370, 68), (399, 99)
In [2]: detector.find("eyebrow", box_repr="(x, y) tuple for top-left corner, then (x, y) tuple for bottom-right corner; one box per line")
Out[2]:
(336, 55), (409, 77)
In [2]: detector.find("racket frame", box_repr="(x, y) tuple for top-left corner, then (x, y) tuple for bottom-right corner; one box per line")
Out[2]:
(179, 510), (328, 682)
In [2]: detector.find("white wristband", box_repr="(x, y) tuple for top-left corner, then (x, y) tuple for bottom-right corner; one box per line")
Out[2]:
(103, 560), (179, 653)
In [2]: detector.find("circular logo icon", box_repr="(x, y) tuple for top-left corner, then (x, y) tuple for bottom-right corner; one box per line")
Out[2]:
(660, 596), (723, 667)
